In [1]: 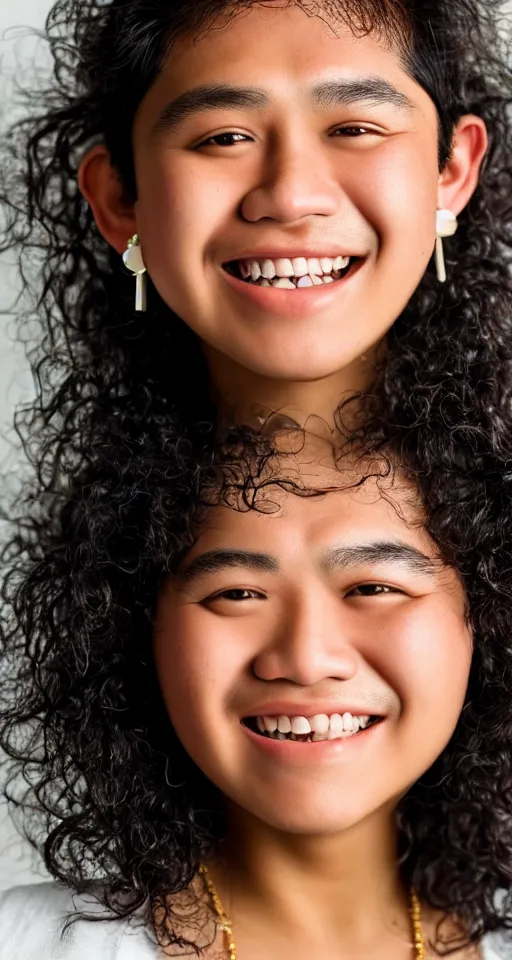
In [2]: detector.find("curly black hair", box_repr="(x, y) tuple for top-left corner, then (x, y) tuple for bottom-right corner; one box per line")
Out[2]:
(0, 0), (512, 952)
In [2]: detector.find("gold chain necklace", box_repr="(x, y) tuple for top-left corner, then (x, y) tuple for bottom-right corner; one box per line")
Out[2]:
(200, 863), (427, 960)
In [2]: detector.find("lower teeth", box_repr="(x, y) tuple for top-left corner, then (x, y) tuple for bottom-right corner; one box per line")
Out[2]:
(250, 270), (342, 288)
(259, 722), (374, 742)
(231, 259), (354, 287)
(268, 731), (358, 742)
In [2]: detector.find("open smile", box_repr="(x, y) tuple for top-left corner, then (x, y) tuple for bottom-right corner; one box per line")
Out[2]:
(223, 254), (362, 289)
(243, 711), (382, 743)
(241, 715), (385, 762)
(221, 254), (365, 317)
(241, 709), (386, 765)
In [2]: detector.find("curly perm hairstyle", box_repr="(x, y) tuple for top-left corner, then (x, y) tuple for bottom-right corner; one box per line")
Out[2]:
(0, 0), (512, 951)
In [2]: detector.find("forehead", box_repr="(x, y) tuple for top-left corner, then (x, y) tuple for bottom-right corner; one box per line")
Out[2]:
(179, 4), (398, 65)
(194, 470), (429, 557)
(143, 4), (420, 112)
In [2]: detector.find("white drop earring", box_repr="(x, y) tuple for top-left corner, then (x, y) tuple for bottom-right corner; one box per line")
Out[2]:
(435, 209), (458, 283)
(122, 234), (147, 311)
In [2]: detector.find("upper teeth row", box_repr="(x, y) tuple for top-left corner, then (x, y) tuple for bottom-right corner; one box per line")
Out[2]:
(256, 712), (371, 735)
(240, 256), (350, 281)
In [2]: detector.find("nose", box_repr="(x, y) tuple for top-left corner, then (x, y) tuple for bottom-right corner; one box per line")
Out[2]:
(240, 136), (341, 224)
(252, 587), (359, 687)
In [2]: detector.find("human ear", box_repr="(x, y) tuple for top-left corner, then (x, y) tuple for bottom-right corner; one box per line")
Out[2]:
(78, 145), (138, 255)
(437, 115), (488, 215)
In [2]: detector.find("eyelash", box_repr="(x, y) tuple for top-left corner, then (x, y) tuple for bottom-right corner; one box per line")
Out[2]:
(196, 126), (376, 148)
(211, 588), (264, 601)
(349, 584), (401, 597)
(207, 583), (403, 603)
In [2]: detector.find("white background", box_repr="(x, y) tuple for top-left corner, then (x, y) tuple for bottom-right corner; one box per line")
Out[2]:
(0, 0), (56, 889)
(1, 0), (511, 892)
(0, 3), (48, 476)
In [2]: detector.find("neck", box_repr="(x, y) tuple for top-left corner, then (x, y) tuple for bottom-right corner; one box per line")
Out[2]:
(210, 805), (411, 951)
(203, 344), (381, 433)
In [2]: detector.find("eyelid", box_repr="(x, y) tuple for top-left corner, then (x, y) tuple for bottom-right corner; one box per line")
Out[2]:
(330, 123), (384, 135)
(344, 582), (406, 597)
(347, 568), (427, 593)
(203, 585), (267, 602)
(192, 114), (392, 148)
(193, 129), (254, 148)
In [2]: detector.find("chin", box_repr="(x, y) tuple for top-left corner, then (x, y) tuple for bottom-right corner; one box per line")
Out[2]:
(236, 351), (360, 385)
(246, 802), (367, 836)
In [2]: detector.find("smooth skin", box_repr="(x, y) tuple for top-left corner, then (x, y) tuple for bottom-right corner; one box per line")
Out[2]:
(153, 460), (475, 960)
(79, 3), (487, 428)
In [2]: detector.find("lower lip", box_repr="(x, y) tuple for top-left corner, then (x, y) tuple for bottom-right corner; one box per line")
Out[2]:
(242, 720), (384, 762)
(222, 263), (363, 319)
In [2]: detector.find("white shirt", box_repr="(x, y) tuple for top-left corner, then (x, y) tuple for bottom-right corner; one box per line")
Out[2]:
(0, 881), (510, 960)
(0, 883), (160, 959)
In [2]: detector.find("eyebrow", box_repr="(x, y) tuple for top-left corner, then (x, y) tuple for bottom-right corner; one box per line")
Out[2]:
(178, 549), (279, 582)
(320, 541), (439, 577)
(151, 77), (415, 137)
(177, 540), (438, 583)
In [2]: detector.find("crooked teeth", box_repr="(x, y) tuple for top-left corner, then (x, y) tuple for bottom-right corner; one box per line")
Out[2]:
(238, 255), (351, 283)
(291, 716), (312, 735)
(258, 712), (373, 742)
(246, 273), (343, 290)
(310, 714), (329, 734)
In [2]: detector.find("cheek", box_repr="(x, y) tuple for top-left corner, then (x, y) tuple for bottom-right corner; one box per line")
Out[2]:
(351, 137), (439, 260)
(152, 605), (245, 729)
(377, 600), (472, 729)
(135, 154), (234, 266)
(135, 152), (244, 326)
(152, 605), (256, 787)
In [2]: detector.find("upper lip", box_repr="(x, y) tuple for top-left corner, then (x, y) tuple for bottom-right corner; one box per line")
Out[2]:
(242, 701), (383, 719)
(223, 249), (360, 264)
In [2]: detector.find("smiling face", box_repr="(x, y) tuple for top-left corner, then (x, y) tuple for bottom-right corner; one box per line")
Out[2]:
(131, 4), (441, 384)
(153, 469), (473, 836)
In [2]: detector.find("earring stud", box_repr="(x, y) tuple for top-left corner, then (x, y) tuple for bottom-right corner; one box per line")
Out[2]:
(122, 234), (147, 311)
(435, 209), (458, 283)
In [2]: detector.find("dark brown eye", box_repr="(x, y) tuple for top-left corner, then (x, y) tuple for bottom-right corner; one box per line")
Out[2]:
(333, 126), (373, 137)
(209, 588), (264, 602)
(220, 589), (259, 600)
(348, 584), (399, 597)
(198, 132), (249, 147)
